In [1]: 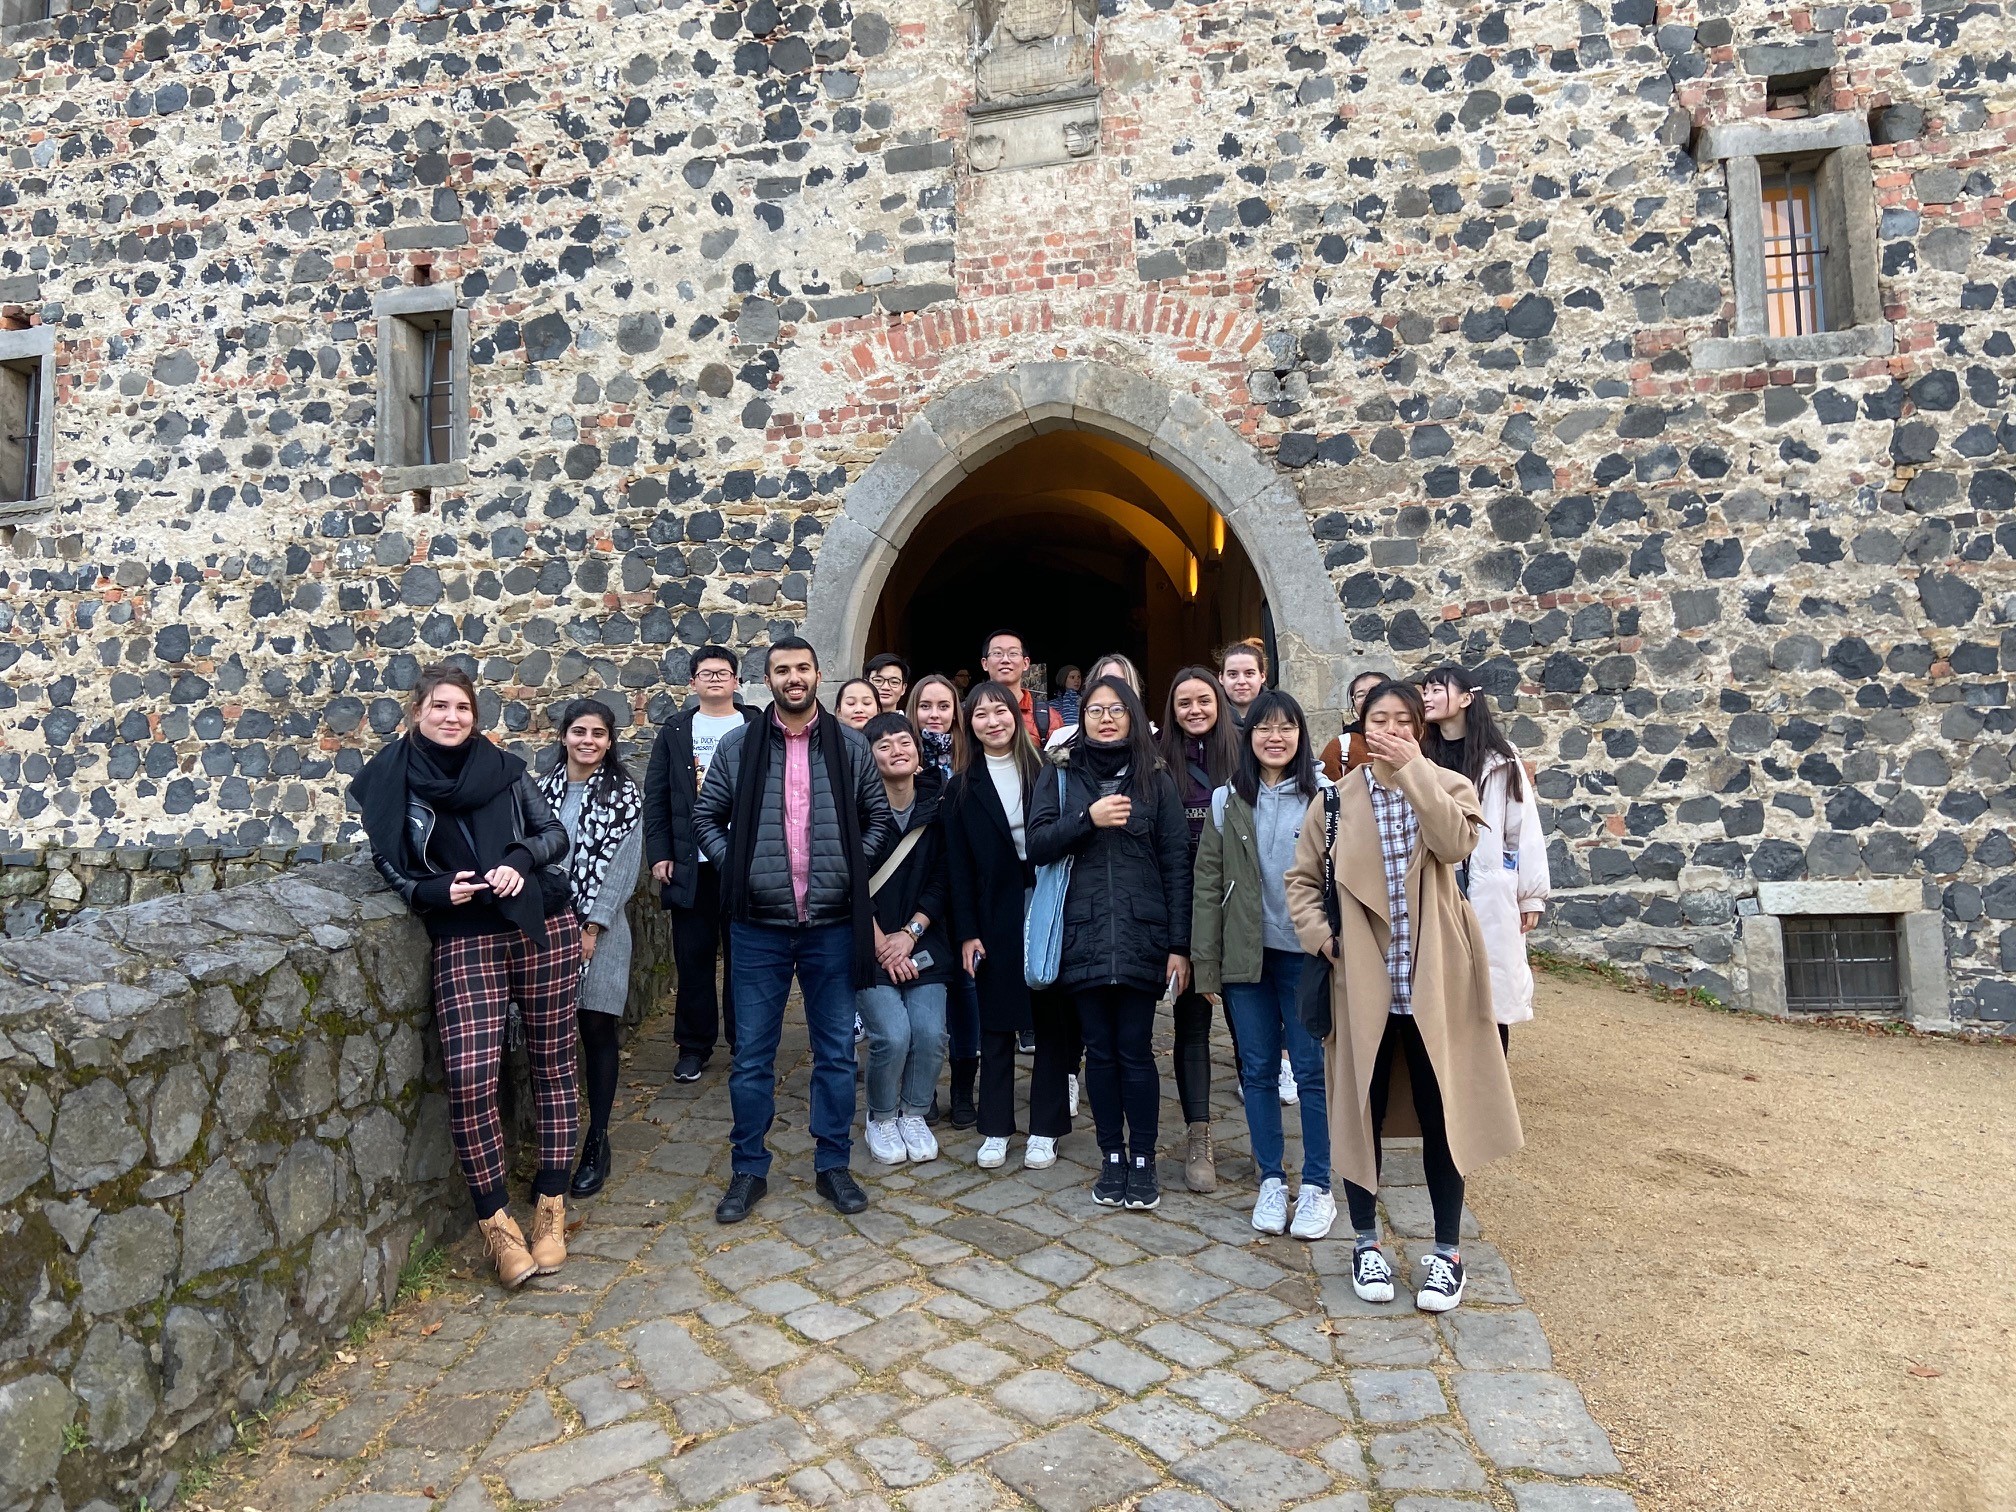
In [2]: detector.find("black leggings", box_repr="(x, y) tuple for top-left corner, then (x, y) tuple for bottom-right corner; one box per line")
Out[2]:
(1342, 1014), (1465, 1248)
(578, 1011), (621, 1140)
(1172, 990), (1214, 1124)
(1074, 985), (1159, 1160)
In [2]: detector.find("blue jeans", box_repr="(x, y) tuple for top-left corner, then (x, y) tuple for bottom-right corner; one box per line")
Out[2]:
(728, 921), (857, 1177)
(857, 981), (948, 1120)
(1224, 948), (1330, 1189)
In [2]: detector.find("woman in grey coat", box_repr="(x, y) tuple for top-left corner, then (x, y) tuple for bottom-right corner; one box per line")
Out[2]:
(540, 699), (645, 1198)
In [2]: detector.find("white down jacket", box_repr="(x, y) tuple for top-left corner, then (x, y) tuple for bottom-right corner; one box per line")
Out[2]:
(1468, 751), (1552, 1024)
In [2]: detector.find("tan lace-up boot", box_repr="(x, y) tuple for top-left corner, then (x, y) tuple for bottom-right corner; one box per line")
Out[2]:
(478, 1210), (536, 1289)
(529, 1194), (568, 1275)
(1184, 1121), (1217, 1193)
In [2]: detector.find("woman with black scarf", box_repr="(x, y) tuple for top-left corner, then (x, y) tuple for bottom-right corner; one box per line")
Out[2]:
(1027, 674), (1193, 1212)
(351, 664), (580, 1290)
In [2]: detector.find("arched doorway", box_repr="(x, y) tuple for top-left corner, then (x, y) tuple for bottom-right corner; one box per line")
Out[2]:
(803, 362), (1357, 725)
(866, 430), (1268, 697)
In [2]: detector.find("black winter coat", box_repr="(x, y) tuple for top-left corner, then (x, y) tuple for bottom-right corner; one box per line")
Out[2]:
(641, 703), (760, 910)
(1026, 751), (1193, 995)
(367, 772), (571, 941)
(692, 711), (894, 928)
(942, 765), (1035, 1033)
(867, 786), (954, 988)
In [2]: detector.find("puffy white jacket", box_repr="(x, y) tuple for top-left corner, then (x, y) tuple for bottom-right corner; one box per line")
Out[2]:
(1467, 751), (1552, 1024)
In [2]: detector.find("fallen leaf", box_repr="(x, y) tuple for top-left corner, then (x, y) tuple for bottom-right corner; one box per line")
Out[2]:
(296, 1424), (321, 1442)
(423, 1488), (437, 1500)
(566, 1219), (587, 1235)
(670, 1434), (698, 1458)
(615, 1377), (641, 1390)
(420, 1321), (443, 1337)
(1908, 1364), (1942, 1378)
(311, 1469), (325, 1480)
(335, 1350), (357, 1365)
(373, 1359), (390, 1369)
(1316, 1320), (1342, 1336)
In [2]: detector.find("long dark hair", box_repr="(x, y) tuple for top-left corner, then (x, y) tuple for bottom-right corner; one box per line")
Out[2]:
(953, 679), (1042, 792)
(1232, 689), (1320, 806)
(1158, 665), (1241, 788)
(1072, 674), (1162, 781)
(553, 698), (638, 806)
(1419, 665), (1524, 801)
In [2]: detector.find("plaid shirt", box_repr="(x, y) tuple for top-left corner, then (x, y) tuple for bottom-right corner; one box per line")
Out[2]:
(1364, 766), (1420, 1015)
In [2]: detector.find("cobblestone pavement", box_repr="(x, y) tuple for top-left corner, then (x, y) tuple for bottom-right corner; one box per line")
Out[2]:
(208, 1009), (1638, 1512)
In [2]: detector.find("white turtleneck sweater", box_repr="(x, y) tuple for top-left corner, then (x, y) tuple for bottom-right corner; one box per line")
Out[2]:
(985, 750), (1027, 861)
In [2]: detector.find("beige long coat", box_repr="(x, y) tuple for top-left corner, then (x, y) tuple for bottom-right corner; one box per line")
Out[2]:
(1285, 757), (1524, 1195)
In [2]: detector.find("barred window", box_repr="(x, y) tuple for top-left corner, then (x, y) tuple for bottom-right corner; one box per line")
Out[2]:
(1760, 165), (1825, 338)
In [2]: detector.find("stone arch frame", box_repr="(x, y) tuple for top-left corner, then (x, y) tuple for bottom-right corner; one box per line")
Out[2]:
(802, 360), (1358, 724)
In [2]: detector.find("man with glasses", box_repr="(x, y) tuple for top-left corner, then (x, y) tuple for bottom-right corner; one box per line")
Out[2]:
(864, 653), (910, 713)
(979, 628), (1059, 742)
(643, 645), (760, 1084)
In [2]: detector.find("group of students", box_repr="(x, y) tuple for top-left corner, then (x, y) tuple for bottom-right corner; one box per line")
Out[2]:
(354, 628), (1548, 1315)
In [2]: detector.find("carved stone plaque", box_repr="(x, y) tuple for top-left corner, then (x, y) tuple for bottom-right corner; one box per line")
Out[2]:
(966, 0), (1099, 172)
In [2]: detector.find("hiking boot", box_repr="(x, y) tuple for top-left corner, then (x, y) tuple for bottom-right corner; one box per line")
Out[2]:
(529, 1194), (568, 1275)
(479, 1211), (536, 1289)
(1183, 1121), (1216, 1192)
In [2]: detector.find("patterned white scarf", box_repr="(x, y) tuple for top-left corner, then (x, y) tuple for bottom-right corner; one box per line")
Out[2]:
(537, 760), (642, 917)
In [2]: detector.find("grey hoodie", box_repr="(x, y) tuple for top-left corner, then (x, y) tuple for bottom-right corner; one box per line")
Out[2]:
(1252, 776), (1309, 952)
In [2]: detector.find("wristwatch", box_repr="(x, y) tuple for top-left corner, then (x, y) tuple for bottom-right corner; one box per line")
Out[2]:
(905, 920), (926, 939)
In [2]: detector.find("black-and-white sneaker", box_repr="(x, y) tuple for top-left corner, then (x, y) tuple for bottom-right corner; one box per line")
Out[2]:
(1415, 1251), (1466, 1313)
(1092, 1151), (1128, 1207)
(1352, 1243), (1396, 1304)
(1123, 1154), (1161, 1210)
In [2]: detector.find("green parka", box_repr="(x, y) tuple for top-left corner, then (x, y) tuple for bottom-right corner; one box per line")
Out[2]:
(1190, 788), (1266, 993)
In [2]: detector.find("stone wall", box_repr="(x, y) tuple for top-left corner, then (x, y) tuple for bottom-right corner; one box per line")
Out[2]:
(0, 854), (672, 1512)
(0, 0), (2012, 1023)
(0, 843), (360, 939)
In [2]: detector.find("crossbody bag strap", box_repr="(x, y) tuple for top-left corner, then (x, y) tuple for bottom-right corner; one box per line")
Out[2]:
(868, 826), (927, 897)
(1322, 786), (1341, 934)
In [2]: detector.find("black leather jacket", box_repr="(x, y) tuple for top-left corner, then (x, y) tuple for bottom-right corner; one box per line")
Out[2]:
(369, 772), (572, 917)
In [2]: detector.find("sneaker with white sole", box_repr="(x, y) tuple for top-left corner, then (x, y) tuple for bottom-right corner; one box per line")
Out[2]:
(1251, 1176), (1289, 1235)
(1278, 1057), (1299, 1105)
(1023, 1135), (1057, 1169)
(897, 1114), (938, 1163)
(1289, 1185), (1336, 1241)
(1415, 1251), (1466, 1313)
(1067, 1073), (1080, 1117)
(1352, 1243), (1396, 1303)
(865, 1118), (907, 1165)
(976, 1135), (1009, 1169)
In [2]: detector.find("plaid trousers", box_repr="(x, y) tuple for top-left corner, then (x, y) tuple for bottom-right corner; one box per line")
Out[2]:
(431, 922), (583, 1196)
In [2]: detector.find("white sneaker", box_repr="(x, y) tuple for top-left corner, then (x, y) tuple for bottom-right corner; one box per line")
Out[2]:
(1251, 1176), (1289, 1235)
(977, 1136), (1009, 1169)
(1416, 1252), (1467, 1313)
(1023, 1135), (1057, 1169)
(1352, 1244), (1396, 1304)
(898, 1114), (938, 1164)
(1067, 1074), (1080, 1117)
(1278, 1057), (1299, 1105)
(1289, 1186), (1336, 1241)
(865, 1118), (906, 1165)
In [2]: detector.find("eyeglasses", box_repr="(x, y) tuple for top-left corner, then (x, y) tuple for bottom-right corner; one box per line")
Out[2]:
(1082, 703), (1128, 720)
(867, 673), (904, 687)
(693, 668), (735, 681)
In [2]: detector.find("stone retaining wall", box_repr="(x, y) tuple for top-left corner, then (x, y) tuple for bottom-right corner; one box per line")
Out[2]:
(0, 844), (362, 940)
(0, 855), (673, 1512)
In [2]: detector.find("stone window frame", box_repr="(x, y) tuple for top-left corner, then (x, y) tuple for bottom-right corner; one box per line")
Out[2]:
(1740, 880), (1949, 1024)
(0, 325), (56, 516)
(1693, 113), (1891, 371)
(373, 285), (469, 495)
(0, 0), (71, 42)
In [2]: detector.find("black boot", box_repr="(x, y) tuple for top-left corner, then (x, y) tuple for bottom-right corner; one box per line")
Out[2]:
(569, 1129), (610, 1198)
(948, 1057), (979, 1130)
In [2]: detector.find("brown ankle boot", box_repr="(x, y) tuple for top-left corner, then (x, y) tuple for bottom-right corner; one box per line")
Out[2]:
(529, 1194), (568, 1275)
(479, 1211), (536, 1289)
(1184, 1121), (1217, 1193)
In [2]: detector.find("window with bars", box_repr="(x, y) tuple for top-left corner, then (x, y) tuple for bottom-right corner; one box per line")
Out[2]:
(1760, 166), (1826, 337)
(0, 330), (54, 509)
(419, 323), (455, 466)
(374, 286), (467, 492)
(1782, 915), (1903, 1014)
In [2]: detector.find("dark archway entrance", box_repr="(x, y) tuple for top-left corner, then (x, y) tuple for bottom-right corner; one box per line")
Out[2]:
(867, 430), (1266, 700)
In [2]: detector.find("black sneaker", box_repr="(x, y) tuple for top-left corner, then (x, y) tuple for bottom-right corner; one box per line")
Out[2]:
(1351, 1243), (1396, 1304)
(673, 1052), (707, 1084)
(816, 1167), (869, 1215)
(1092, 1151), (1128, 1207)
(714, 1172), (767, 1224)
(924, 1092), (943, 1128)
(1415, 1251), (1466, 1313)
(1017, 1030), (1035, 1055)
(1123, 1154), (1160, 1210)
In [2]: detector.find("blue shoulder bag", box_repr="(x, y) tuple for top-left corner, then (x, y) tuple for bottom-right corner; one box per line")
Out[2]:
(1023, 766), (1072, 990)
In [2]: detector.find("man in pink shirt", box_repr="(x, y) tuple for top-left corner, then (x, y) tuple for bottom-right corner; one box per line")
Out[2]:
(694, 638), (895, 1223)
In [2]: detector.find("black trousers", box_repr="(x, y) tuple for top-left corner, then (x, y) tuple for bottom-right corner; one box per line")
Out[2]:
(1172, 989), (1214, 1124)
(1073, 984), (1160, 1160)
(978, 989), (1078, 1139)
(671, 865), (736, 1056)
(1342, 1013), (1466, 1248)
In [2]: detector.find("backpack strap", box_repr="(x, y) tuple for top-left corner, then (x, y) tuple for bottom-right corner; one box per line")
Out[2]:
(1210, 785), (1230, 832)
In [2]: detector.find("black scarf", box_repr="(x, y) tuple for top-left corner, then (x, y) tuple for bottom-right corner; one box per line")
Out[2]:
(1078, 737), (1133, 789)
(353, 731), (549, 946)
(723, 709), (875, 988)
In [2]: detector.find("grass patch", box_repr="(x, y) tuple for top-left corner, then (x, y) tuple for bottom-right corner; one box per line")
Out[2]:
(395, 1241), (452, 1304)
(61, 1422), (88, 1456)
(1531, 947), (1726, 1011)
